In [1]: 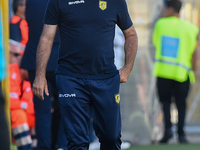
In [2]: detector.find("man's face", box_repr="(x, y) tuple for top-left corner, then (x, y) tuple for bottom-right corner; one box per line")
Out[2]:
(9, 44), (22, 65)
(18, 0), (26, 15)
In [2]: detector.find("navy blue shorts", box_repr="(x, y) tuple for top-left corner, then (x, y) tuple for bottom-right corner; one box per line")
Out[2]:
(56, 74), (122, 150)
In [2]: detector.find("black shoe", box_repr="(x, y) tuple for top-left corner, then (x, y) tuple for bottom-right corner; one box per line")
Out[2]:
(159, 130), (173, 143)
(178, 136), (188, 144)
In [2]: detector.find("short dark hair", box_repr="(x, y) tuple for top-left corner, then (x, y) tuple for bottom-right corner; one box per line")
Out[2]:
(13, 0), (24, 14)
(166, 0), (182, 13)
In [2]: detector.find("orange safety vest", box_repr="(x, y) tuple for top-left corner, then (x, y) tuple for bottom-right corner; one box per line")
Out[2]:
(10, 15), (29, 55)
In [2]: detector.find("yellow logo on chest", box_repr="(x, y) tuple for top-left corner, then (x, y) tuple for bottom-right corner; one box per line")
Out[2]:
(99, 1), (107, 10)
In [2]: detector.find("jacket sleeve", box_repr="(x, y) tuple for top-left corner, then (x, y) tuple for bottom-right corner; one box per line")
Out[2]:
(19, 19), (29, 51)
(20, 81), (33, 103)
(20, 81), (34, 114)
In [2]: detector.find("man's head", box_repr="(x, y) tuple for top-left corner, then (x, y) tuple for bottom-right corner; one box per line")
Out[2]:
(9, 40), (22, 65)
(163, 0), (182, 17)
(13, 0), (26, 19)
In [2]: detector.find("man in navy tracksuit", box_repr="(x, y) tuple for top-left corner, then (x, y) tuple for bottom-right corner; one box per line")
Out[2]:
(21, 0), (67, 149)
(33, 0), (138, 149)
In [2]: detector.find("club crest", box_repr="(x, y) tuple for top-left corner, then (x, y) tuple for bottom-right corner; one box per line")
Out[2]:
(99, 1), (107, 10)
(115, 94), (120, 104)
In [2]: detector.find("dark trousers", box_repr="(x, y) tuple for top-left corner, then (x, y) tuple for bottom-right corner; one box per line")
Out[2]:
(28, 71), (67, 150)
(0, 81), (10, 150)
(56, 74), (122, 150)
(156, 77), (190, 136)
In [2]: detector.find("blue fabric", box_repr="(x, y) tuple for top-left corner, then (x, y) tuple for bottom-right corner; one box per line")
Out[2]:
(56, 118), (68, 150)
(56, 74), (121, 150)
(14, 130), (30, 140)
(20, 0), (60, 71)
(161, 36), (180, 58)
(0, 11), (7, 81)
(18, 144), (32, 150)
(10, 18), (22, 43)
(45, 0), (132, 79)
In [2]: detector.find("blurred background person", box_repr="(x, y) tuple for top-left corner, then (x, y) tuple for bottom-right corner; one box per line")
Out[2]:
(153, 0), (199, 144)
(9, 40), (35, 150)
(10, 0), (28, 55)
(20, 0), (67, 149)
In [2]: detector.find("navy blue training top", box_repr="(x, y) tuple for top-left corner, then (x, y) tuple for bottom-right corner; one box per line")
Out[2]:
(21, 0), (60, 72)
(45, 0), (133, 79)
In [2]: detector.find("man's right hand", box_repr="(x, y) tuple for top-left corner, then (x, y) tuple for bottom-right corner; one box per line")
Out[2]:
(32, 76), (49, 100)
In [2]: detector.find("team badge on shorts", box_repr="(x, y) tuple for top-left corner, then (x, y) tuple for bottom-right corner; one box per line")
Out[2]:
(115, 94), (120, 104)
(99, 1), (107, 10)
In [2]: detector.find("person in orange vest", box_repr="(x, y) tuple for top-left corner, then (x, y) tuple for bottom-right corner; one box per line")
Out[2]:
(9, 40), (35, 150)
(10, 0), (28, 55)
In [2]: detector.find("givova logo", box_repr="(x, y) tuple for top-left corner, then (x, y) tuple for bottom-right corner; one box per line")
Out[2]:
(59, 94), (76, 98)
(68, 0), (85, 5)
